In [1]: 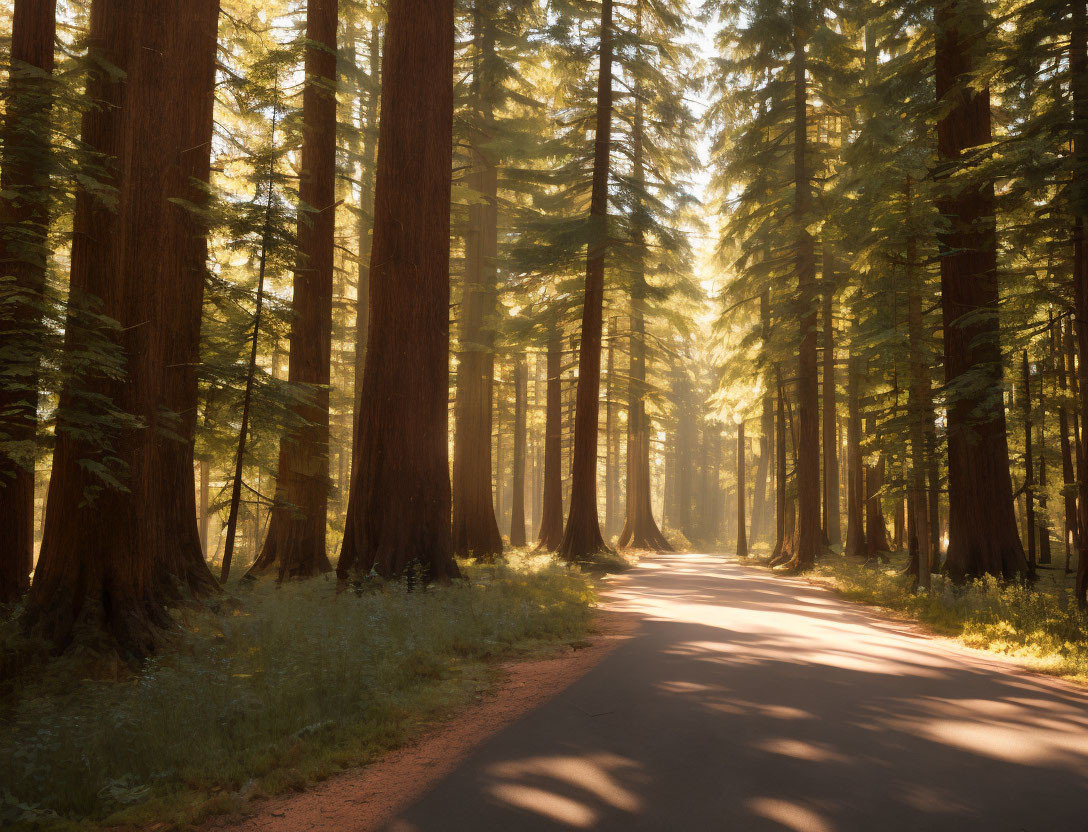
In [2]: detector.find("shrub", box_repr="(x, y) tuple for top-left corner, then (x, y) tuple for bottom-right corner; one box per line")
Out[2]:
(809, 554), (1088, 685)
(0, 555), (595, 830)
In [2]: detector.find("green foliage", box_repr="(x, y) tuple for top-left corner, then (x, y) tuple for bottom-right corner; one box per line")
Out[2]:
(0, 555), (595, 830)
(809, 553), (1088, 685)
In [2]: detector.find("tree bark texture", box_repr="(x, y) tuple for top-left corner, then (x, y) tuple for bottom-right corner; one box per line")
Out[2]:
(252, 0), (338, 580)
(821, 264), (840, 545)
(787, 13), (822, 571)
(25, 0), (221, 656)
(338, 0), (459, 582)
(0, 0), (56, 602)
(557, 0), (613, 562)
(737, 421), (748, 557)
(936, 0), (1027, 581)
(452, 2), (503, 559)
(536, 331), (566, 549)
(510, 353), (528, 547)
(844, 352), (866, 558)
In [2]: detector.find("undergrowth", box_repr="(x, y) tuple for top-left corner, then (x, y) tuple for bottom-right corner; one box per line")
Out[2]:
(0, 553), (595, 831)
(806, 552), (1088, 685)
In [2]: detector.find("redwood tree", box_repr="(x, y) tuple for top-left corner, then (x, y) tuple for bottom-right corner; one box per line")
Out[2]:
(0, 0), (56, 603)
(452, 0), (503, 559)
(248, 0), (338, 581)
(844, 351), (865, 557)
(509, 353), (528, 547)
(935, 0), (1027, 580)
(557, 0), (615, 562)
(737, 419), (749, 557)
(617, 75), (670, 552)
(785, 7), (822, 571)
(536, 331), (566, 550)
(24, 0), (221, 656)
(338, 0), (460, 581)
(1072, 0), (1088, 605)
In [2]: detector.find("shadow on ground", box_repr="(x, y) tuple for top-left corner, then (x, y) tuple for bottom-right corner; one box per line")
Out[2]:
(385, 553), (1088, 832)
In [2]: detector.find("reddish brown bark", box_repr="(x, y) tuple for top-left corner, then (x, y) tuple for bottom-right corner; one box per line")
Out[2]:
(557, 0), (614, 562)
(906, 195), (932, 587)
(251, 0), (337, 581)
(1053, 314), (1078, 569)
(785, 12), (822, 572)
(338, 0), (459, 582)
(844, 352), (865, 558)
(864, 420), (891, 558)
(510, 353), (528, 547)
(936, 0), (1027, 581)
(604, 317), (618, 537)
(1022, 351), (1037, 568)
(0, 0), (56, 603)
(750, 297), (774, 543)
(737, 420), (749, 558)
(536, 332), (565, 550)
(1072, 0), (1088, 605)
(1037, 364), (1052, 566)
(618, 78), (669, 552)
(24, 0), (220, 656)
(770, 368), (795, 565)
(452, 2), (503, 559)
(352, 21), (382, 478)
(821, 262), (840, 546)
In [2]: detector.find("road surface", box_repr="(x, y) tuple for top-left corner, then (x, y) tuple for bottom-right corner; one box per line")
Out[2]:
(385, 552), (1088, 832)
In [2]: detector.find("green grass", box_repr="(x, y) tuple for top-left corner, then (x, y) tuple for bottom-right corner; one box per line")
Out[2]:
(0, 553), (595, 831)
(799, 551), (1088, 686)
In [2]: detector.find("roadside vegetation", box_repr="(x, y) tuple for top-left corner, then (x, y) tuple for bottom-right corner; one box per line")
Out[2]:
(0, 554), (595, 831)
(791, 552), (1088, 686)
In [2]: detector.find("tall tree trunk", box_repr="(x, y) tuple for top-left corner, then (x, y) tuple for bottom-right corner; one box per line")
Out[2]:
(532, 353), (544, 531)
(844, 351), (866, 557)
(510, 353), (527, 547)
(1053, 313), (1078, 569)
(338, 0), (459, 582)
(1038, 362), (1052, 566)
(771, 367), (790, 562)
(822, 260), (840, 545)
(1072, 0), (1088, 604)
(936, 0), (1027, 581)
(674, 374), (697, 541)
(617, 68), (670, 552)
(352, 21), (382, 477)
(864, 418), (891, 557)
(1022, 350), (1037, 568)
(199, 458), (211, 557)
(452, 2), (503, 559)
(25, 0), (220, 655)
(537, 331), (565, 549)
(787, 8), (821, 571)
(906, 183), (931, 587)
(0, 0), (56, 602)
(737, 420), (748, 557)
(751, 297), (774, 543)
(604, 316), (618, 537)
(557, 0), (613, 562)
(252, 0), (337, 580)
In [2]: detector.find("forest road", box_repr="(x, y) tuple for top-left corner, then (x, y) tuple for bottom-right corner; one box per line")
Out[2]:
(384, 552), (1088, 832)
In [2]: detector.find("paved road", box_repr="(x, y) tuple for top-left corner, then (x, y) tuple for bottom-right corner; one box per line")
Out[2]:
(385, 553), (1088, 832)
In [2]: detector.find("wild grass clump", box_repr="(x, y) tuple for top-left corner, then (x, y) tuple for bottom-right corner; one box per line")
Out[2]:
(0, 557), (595, 830)
(809, 553), (1088, 685)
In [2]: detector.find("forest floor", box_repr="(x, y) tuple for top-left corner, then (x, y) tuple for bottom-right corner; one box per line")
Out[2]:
(325, 552), (1087, 831)
(0, 554), (596, 831)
